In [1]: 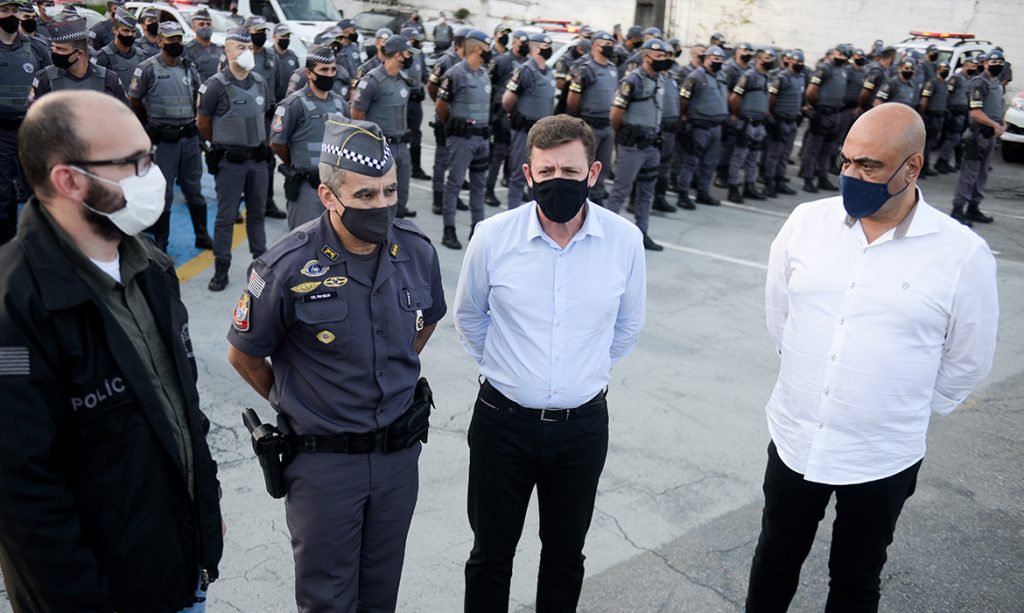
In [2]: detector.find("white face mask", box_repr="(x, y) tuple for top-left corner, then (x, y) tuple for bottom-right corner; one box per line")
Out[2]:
(234, 49), (255, 71)
(73, 164), (167, 236)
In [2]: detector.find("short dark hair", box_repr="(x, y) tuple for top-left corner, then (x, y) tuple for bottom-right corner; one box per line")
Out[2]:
(525, 114), (596, 166)
(879, 47), (897, 62)
(18, 94), (89, 198)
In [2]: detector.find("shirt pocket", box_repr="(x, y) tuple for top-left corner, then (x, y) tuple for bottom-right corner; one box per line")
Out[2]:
(294, 298), (352, 358)
(398, 286), (433, 344)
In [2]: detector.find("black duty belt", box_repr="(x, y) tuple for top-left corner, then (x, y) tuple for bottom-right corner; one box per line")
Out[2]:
(291, 430), (385, 454)
(582, 115), (611, 129)
(691, 119), (725, 129)
(774, 114), (798, 122)
(815, 106), (841, 114)
(0, 115), (23, 130)
(478, 380), (606, 422)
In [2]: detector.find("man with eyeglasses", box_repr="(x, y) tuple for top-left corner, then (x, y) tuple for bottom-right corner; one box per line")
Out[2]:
(0, 89), (224, 613)
(27, 19), (126, 105)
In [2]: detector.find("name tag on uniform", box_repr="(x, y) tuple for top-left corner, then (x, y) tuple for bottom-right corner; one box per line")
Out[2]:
(416, 309), (424, 331)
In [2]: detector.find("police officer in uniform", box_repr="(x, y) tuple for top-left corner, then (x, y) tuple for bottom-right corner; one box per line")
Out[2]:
(427, 27), (468, 214)
(93, 7), (143, 90)
(353, 27), (392, 87)
(198, 27), (271, 291)
(608, 38), (673, 251)
(799, 46), (848, 193)
(485, 27), (526, 207)
(433, 14), (453, 51)
(763, 49), (804, 198)
(184, 7), (222, 83)
(652, 36), (684, 212)
(287, 29), (349, 100)
(726, 47), (773, 203)
(352, 34), (418, 220)
(951, 51), (1005, 226)
(15, 1), (47, 55)
(566, 30), (617, 206)
(271, 23), (298, 103)
(128, 21), (210, 251)
(715, 41), (753, 188)
(87, 0), (122, 51)
(873, 58), (920, 108)
(678, 45), (729, 207)
(623, 26), (659, 71)
(136, 8), (161, 58)
(226, 116), (446, 613)
(401, 27), (429, 180)
(919, 60), (950, 176)
(0, 0), (47, 243)
(271, 45), (348, 229)
(335, 19), (361, 79)
(935, 57), (977, 174)
(501, 32), (555, 210)
(837, 46), (866, 146)
(554, 37), (588, 92)
(857, 45), (895, 111)
(240, 16), (286, 220)
(28, 19), (126, 104)
(435, 29), (492, 249)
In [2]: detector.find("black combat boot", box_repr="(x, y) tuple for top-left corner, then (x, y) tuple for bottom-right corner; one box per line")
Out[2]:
(817, 177), (839, 191)
(410, 146), (430, 180)
(265, 199), (287, 219)
(188, 204), (213, 249)
(775, 177), (797, 195)
(652, 177), (676, 212)
(433, 191), (443, 215)
(695, 191), (721, 206)
(763, 180), (778, 198)
(677, 192), (696, 210)
(802, 179), (819, 194)
(744, 182), (767, 201)
(727, 184), (744, 204)
(441, 225), (462, 250)
(950, 207), (973, 227)
(208, 262), (230, 292)
(934, 159), (953, 174)
(965, 205), (994, 224)
(485, 189), (501, 207)
(642, 233), (664, 251)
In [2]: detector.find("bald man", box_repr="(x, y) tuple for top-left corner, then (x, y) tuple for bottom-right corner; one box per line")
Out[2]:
(0, 91), (224, 612)
(745, 104), (998, 611)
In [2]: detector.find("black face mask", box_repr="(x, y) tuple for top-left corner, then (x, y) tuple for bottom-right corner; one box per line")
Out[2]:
(650, 58), (674, 72)
(532, 175), (589, 223)
(927, 52), (938, 61)
(51, 50), (78, 70)
(346, 32), (359, 43)
(312, 73), (335, 91)
(739, 53), (753, 63)
(988, 64), (1004, 77)
(599, 45), (615, 59)
(833, 57), (847, 66)
(516, 42), (529, 57)
(20, 18), (37, 34)
(0, 14), (20, 34)
(900, 70), (914, 80)
(938, 70), (949, 79)
(707, 61), (722, 73)
(330, 42), (341, 54)
(164, 41), (184, 57)
(401, 54), (413, 69)
(251, 32), (267, 47)
(277, 38), (290, 50)
(793, 63), (805, 72)
(145, 21), (158, 36)
(496, 34), (508, 47)
(759, 61), (774, 71)
(480, 49), (492, 64)
(116, 33), (135, 47)
(571, 47), (583, 59)
(854, 57), (867, 66)
(538, 47), (552, 60)
(337, 201), (397, 244)
(965, 67), (978, 77)
(365, 44), (377, 58)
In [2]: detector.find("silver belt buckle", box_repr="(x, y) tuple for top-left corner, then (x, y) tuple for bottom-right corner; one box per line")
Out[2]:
(539, 408), (560, 422)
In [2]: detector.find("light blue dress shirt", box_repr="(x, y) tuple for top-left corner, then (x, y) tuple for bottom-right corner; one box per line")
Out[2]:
(454, 201), (647, 409)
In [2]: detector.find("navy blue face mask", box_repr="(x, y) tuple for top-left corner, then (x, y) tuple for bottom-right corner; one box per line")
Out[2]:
(839, 155), (913, 219)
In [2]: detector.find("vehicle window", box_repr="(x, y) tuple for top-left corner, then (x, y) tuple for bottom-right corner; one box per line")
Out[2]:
(353, 13), (396, 31)
(250, 0), (278, 23)
(279, 0), (338, 21)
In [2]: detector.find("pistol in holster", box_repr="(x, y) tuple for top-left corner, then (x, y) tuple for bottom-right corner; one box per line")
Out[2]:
(242, 408), (294, 499)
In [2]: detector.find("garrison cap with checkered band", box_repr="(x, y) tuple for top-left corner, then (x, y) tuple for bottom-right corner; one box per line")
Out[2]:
(320, 115), (395, 177)
(306, 44), (334, 65)
(244, 15), (268, 30)
(112, 6), (136, 28)
(191, 7), (211, 21)
(225, 26), (250, 43)
(47, 18), (87, 41)
(138, 7), (158, 20)
(158, 20), (183, 37)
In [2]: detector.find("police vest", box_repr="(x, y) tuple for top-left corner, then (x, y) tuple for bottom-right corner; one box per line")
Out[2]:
(688, 68), (728, 122)
(947, 73), (969, 110)
(45, 64), (108, 94)
(973, 75), (1004, 123)
(211, 71), (267, 147)
(448, 63), (491, 123)
(816, 64), (847, 109)
(925, 77), (949, 112)
(578, 57), (617, 119)
(98, 44), (144, 85)
(0, 37), (39, 117)
(623, 69), (662, 131)
(141, 56), (195, 124)
(253, 50), (276, 89)
(885, 79), (917, 107)
(773, 71), (805, 118)
(862, 62), (887, 105)
(661, 71), (681, 121)
(843, 65), (864, 104)
(515, 59), (555, 121)
(288, 91), (344, 170)
(407, 54), (425, 92)
(136, 39), (160, 59)
(364, 66), (409, 137)
(185, 41), (221, 82)
(737, 68), (768, 118)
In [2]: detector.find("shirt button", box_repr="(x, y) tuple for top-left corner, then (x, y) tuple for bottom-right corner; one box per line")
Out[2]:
(823, 388), (830, 397)
(830, 354), (837, 361)
(379, 409), (385, 415)
(849, 282), (856, 289)
(377, 370), (385, 377)
(862, 248), (867, 254)
(376, 330), (383, 336)
(839, 318), (845, 325)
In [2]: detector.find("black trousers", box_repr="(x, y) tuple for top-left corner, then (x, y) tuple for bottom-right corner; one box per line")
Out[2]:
(464, 382), (609, 613)
(746, 441), (922, 613)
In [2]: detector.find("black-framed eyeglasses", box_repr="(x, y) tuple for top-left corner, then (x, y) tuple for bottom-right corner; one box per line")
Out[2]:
(65, 146), (156, 177)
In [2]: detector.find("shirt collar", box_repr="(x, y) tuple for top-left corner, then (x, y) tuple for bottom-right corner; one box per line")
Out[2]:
(525, 200), (605, 246)
(842, 187), (939, 240)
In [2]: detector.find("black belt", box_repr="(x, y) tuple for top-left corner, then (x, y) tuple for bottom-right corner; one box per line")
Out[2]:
(0, 115), (23, 130)
(582, 115), (610, 129)
(478, 380), (606, 422)
(291, 430), (384, 454)
(774, 114), (798, 121)
(815, 106), (841, 114)
(691, 119), (724, 129)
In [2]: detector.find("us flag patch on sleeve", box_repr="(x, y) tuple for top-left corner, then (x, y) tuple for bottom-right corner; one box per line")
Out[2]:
(0, 347), (30, 376)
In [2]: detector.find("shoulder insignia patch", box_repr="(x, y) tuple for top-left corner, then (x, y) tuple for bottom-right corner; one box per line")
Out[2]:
(232, 292), (251, 332)
(390, 242), (400, 257)
(0, 346), (30, 376)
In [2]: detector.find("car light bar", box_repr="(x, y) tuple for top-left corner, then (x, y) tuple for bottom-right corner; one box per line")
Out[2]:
(908, 30), (976, 39)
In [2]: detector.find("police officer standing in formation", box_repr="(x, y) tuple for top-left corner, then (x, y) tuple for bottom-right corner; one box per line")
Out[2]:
(271, 45), (347, 229)
(566, 30), (617, 206)
(226, 116), (446, 613)
(87, 0), (122, 50)
(271, 23), (298, 102)
(607, 38), (673, 251)
(678, 45), (729, 208)
(351, 34), (418, 220)
(15, 1), (48, 55)
(335, 19), (361, 79)
(554, 37), (588, 92)
(935, 56), (977, 174)
(427, 27), (467, 214)
(857, 45), (894, 109)
(615, 25), (643, 70)
(184, 7), (222, 83)
(837, 46), (866, 145)
(0, 0), (46, 244)
(951, 50), (1005, 226)
(136, 8), (161, 58)
(502, 32), (555, 210)
(435, 29), (492, 249)
(93, 8), (144, 90)
(652, 37), (685, 211)
(873, 58), (919, 107)
(198, 26), (271, 291)
(763, 49), (804, 198)
(799, 45), (848, 194)
(402, 11), (424, 35)
(715, 41), (753, 188)
(28, 19), (126, 104)
(241, 16), (286, 220)
(401, 27), (430, 180)
(919, 59), (950, 176)
(287, 29), (350, 100)
(354, 27), (392, 85)
(128, 21), (211, 252)
(433, 13), (453, 52)
(726, 47), (774, 203)
(485, 27), (526, 207)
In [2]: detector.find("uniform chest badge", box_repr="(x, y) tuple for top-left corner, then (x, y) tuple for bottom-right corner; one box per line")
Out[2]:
(290, 281), (322, 293)
(321, 245), (339, 261)
(232, 292), (251, 332)
(300, 260), (330, 277)
(389, 242), (400, 257)
(316, 330), (336, 344)
(323, 276), (348, 288)
(415, 309), (424, 331)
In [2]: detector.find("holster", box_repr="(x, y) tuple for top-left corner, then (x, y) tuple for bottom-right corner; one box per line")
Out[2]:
(382, 377), (434, 451)
(509, 110), (536, 132)
(206, 147), (224, 175)
(242, 408), (294, 499)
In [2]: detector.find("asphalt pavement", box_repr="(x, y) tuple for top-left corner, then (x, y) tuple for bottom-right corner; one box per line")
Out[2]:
(2, 126), (1022, 613)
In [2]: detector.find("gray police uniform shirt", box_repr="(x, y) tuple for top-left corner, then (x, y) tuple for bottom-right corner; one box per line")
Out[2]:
(136, 37), (161, 59)
(0, 33), (48, 118)
(197, 70), (271, 135)
(860, 60), (888, 106)
(612, 67), (663, 133)
(967, 74), (1004, 123)
(273, 46), (300, 102)
(568, 56), (618, 120)
(337, 45), (361, 79)
(921, 76), (949, 113)
(128, 54), (200, 126)
(352, 66), (411, 138)
(271, 85), (348, 169)
(93, 42), (146, 89)
(428, 48), (460, 89)
(732, 68), (769, 119)
(506, 57), (556, 121)
(808, 61), (848, 109)
(225, 214), (447, 435)
(875, 76), (919, 107)
(28, 63), (127, 105)
(680, 66), (729, 123)
(89, 18), (114, 50)
(437, 60), (491, 124)
(184, 40), (223, 83)
(768, 69), (805, 119)
(947, 70), (970, 110)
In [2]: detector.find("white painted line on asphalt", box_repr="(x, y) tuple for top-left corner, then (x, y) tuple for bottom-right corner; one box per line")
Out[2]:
(720, 202), (790, 218)
(993, 211), (1024, 221)
(408, 182), (508, 194)
(992, 250), (1002, 255)
(658, 241), (769, 271)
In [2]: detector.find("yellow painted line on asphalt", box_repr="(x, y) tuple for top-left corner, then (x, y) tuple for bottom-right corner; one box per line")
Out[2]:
(176, 214), (248, 284)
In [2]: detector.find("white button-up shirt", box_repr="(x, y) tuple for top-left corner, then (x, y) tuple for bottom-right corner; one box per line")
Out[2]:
(765, 192), (998, 485)
(454, 201), (647, 409)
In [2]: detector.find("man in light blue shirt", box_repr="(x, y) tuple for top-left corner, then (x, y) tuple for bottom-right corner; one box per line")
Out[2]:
(454, 114), (646, 612)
